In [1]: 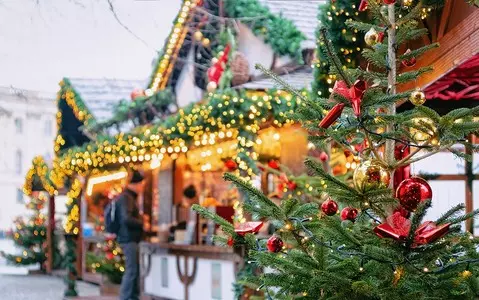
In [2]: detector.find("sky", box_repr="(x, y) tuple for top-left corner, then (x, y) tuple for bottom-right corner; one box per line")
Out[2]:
(0, 0), (182, 93)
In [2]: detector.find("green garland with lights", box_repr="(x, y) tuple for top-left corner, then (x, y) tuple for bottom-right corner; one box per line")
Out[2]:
(23, 156), (58, 196)
(224, 0), (305, 61)
(58, 88), (304, 176)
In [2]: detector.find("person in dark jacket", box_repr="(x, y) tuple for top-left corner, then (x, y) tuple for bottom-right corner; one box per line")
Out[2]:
(117, 170), (144, 300)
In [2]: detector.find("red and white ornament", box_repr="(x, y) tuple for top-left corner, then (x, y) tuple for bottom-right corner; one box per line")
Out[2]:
(341, 207), (358, 222)
(396, 177), (432, 211)
(266, 235), (284, 253)
(401, 49), (416, 67)
(321, 199), (339, 216)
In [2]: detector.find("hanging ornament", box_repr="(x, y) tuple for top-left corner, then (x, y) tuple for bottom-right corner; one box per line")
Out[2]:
(206, 81), (217, 93)
(374, 211), (450, 246)
(227, 236), (234, 247)
(409, 88), (426, 106)
(321, 199), (339, 216)
(383, 0), (396, 4)
(396, 177), (432, 211)
(224, 159), (238, 172)
(268, 160), (280, 170)
(341, 207), (358, 222)
(401, 49), (416, 67)
(130, 88), (145, 101)
(202, 38), (211, 47)
(319, 103), (345, 129)
(287, 181), (297, 191)
(234, 221), (263, 236)
(319, 151), (329, 162)
(353, 160), (391, 193)
(364, 27), (379, 47)
(194, 30), (203, 41)
(358, 0), (368, 11)
(266, 235), (284, 253)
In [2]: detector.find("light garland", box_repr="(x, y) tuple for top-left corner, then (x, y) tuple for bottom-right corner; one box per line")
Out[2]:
(64, 178), (82, 235)
(23, 156), (58, 196)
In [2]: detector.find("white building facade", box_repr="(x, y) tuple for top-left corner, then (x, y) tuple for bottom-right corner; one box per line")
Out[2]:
(0, 86), (56, 231)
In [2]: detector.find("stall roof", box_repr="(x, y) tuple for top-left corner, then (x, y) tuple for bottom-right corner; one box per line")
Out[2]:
(258, 0), (323, 49)
(68, 78), (145, 123)
(238, 67), (313, 90)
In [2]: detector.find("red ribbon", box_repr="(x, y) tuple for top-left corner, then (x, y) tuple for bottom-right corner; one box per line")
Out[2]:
(319, 103), (345, 128)
(234, 221), (263, 236)
(207, 44), (231, 84)
(374, 212), (450, 246)
(332, 80), (367, 117)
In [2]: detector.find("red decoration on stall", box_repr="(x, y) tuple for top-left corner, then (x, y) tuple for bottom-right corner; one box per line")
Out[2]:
(105, 252), (114, 260)
(401, 49), (417, 67)
(268, 160), (280, 170)
(321, 199), (339, 216)
(358, 0), (368, 11)
(396, 177), (432, 211)
(130, 88), (145, 101)
(227, 236), (234, 247)
(234, 221), (263, 236)
(341, 207), (358, 222)
(207, 44), (231, 84)
(374, 212), (450, 246)
(267, 235), (284, 253)
(319, 103), (345, 129)
(224, 159), (238, 171)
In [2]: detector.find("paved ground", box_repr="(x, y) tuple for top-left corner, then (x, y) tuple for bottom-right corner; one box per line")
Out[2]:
(0, 274), (100, 299)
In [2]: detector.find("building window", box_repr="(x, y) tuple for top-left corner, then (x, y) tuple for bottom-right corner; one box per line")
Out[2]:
(14, 118), (23, 134)
(44, 120), (52, 136)
(15, 150), (22, 175)
(16, 189), (24, 203)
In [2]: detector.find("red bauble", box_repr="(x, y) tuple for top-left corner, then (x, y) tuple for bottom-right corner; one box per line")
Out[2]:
(377, 31), (385, 43)
(401, 49), (416, 67)
(267, 235), (284, 253)
(358, 0), (368, 11)
(105, 252), (114, 260)
(319, 151), (329, 162)
(321, 199), (339, 216)
(341, 207), (358, 222)
(224, 159), (238, 171)
(396, 177), (432, 211)
(268, 160), (280, 170)
(227, 236), (234, 247)
(384, 0), (396, 4)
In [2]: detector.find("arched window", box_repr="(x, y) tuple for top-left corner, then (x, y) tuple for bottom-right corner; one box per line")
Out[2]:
(15, 150), (22, 175)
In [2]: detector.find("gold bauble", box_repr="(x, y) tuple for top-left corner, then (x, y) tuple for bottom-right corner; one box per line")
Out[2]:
(364, 27), (379, 46)
(194, 31), (203, 41)
(202, 38), (211, 47)
(207, 81), (217, 92)
(353, 160), (390, 193)
(409, 89), (426, 106)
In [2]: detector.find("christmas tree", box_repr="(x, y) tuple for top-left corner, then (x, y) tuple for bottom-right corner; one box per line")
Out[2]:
(86, 236), (125, 284)
(194, 1), (479, 299)
(1, 193), (47, 269)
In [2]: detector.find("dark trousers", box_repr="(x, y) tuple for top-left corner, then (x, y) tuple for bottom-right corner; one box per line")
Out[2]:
(120, 242), (140, 300)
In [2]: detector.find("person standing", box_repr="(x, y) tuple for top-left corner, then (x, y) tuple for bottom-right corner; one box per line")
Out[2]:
(116, 170), (144, 300)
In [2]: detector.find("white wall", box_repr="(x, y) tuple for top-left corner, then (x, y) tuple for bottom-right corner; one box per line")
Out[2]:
(0, 86), (56, 230)
(175, 48), (205, 108)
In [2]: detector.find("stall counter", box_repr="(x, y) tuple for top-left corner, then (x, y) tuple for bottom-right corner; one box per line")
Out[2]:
(140, 242), (243, 300)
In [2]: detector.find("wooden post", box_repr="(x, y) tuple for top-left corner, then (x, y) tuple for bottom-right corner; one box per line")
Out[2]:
(46, 195), (55, 274)
(386, 4), (397, 179)
(465, 134), (474, 232)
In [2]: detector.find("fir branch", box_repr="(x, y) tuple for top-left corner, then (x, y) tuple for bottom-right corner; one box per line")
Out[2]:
(445, 208), (479, 226)
(406, 199), (432, 248)
(254, 64), (308, 103)
(318, 27), (352, 87)
(435, 204), (465, 225)
(192, 204), (235, 235)
(304, 158), (357, 194)
(398, 43), (439, 61)
(396, 67), (433, 84)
